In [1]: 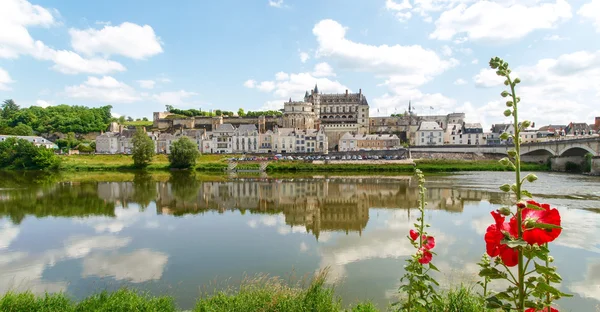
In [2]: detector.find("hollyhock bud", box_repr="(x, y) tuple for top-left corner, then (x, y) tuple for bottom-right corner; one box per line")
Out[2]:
(504, 109), (512, 117)
(506, 101), (513, 107)
(498, 207), (511, 216)
(499, 183), (511, 192)
(501, 91), (510, 98)
(525, 173), (538, 183)
(514, 77), (521, 84)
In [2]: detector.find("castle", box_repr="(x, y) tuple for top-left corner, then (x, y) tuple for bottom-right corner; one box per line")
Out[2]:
(282, 85), (370, 145)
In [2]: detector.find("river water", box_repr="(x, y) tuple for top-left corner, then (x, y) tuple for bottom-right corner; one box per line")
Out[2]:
(0, 171), (599, 311)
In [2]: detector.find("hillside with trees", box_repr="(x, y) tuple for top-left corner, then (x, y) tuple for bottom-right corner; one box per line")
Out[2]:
(165, 105), (282, 118)
(0, 99), (112, 135)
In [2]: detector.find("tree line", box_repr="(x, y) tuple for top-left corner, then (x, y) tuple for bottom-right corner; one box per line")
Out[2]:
(0, 99), (112, 135)
(166, 106), (282, 118)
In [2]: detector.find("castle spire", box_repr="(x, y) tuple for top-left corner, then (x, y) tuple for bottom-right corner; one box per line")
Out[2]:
(305, 91), (309, 98)
(408, 100), (412, 113)
(289, 97), (292, 103)
(314, 84), (319, 94)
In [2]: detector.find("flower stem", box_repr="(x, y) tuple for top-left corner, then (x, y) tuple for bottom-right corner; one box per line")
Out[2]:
(508, 74), (525, 311)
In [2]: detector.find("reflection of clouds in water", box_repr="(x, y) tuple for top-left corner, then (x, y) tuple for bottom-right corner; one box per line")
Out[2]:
(246, 214), (308, 235)
(569, 259), (600, 301)
(317, 210), (453, 284)
(0, 235), (130, 294)
(555, 209), (600, 253)
(300, 242), (309, 252)
(471, 214), (490, 236)
(0, 222), (19, 249)
(144, 220), (159, 229)
(75, 207), (143, 233)
(82, 249), (168, 283)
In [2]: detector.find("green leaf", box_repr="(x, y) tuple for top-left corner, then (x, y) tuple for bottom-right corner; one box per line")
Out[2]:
(501, 238), (528, 248)
(526, 203), (544, 210)
(479, 267), (507, 279)
(521, 190), (533, 198)
(529, 222), (562, 230)
(428, 262), (440, 272)
(485, 296), (504, 309)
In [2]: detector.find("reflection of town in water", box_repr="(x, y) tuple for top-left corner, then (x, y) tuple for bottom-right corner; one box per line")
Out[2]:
(90, 174), (507, 239)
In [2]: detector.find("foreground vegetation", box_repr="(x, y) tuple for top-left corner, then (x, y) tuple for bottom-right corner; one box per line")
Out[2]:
(0, 275), (490, 312)
(55, 154), (550, 172)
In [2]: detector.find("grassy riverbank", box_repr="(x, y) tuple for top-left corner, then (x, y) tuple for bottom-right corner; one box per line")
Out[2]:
(56, 154), (550, 173)
(0, 275), (488, 312)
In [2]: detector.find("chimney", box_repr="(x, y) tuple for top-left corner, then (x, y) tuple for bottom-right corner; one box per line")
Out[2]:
(345, 89), (348, 96)
(359, 88), (362, 95)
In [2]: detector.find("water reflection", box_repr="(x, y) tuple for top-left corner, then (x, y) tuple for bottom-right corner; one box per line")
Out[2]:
(0, 171), (599, 311)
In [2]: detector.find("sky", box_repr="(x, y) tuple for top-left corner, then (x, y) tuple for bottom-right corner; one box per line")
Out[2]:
(1, 0), (599, 130)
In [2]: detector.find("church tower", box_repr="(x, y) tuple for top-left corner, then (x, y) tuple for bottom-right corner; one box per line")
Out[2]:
(312, 84), (321, 116)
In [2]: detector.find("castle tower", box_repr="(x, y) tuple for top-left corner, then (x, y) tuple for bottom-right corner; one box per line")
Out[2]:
(312, 84), (321, 116)
(211, 116), (223, 131)
(258, 115), (266, 134)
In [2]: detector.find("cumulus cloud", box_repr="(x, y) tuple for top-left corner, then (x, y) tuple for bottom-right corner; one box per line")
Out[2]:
(430, 0), (572, 42)
(299, 51), (310, 63)
(243, 79), (256, 88)
(64, 76), (139, 103)
(69, 22), (163, 59)
(137, 80), (156, 89)
(453, 78), (467, 85)
(473, 68), (505, 88)
(0, 223), (19, 249)
(35, 100), (53, 108)
(0, 68), (14, 91)
(312, 62), (336, 77)
(578, 0), (600, 32)
(268, 0), (284, 8)
(153, 90), (198, 106)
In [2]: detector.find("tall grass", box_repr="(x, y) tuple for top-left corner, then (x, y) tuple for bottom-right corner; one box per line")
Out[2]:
(0, 279), (492, 311)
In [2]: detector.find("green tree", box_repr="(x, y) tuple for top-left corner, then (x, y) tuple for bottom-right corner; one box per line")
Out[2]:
(237, 108), (245, 117)
(90, 141), (96, 151)
(6, 123), (34, 136)
(214, 109), (222, 116)
(0, 137), (60, 169)
(2, 99), (20, 120)
(142, 117), (149, 121)
(131, 127), (155, 168)
(168, 137), (199, 169)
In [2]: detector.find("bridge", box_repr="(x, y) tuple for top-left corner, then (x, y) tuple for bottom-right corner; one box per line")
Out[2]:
(410, 137), (600, 174)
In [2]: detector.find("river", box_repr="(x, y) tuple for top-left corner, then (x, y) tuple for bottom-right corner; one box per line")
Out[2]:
(0, 171), (599, 311)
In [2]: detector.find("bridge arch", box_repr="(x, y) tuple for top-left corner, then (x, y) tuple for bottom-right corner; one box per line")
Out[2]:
(520, 147), (556, 157)
(559, 145), (596, 157)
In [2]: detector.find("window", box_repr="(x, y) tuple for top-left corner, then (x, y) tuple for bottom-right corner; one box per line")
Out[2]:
(421, 138), (424, 143)
(439, 138), (441, 143)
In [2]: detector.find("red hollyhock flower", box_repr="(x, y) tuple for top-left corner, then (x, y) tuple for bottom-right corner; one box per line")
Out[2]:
(524, 307), (558, 312)
(485, 211), (520, 267)
(422, 235), (435, 250)
(417, 247), (432, 264)
(512, 200), (562, 245)
(409, 229), (419, 241)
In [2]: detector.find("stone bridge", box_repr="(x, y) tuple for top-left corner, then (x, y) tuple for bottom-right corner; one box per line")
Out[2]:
(410, 137), (600, 174)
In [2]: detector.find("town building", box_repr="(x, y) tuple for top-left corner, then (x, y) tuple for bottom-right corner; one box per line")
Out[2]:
(416, 121), (444, 146)
(338, 133), (400, 151)
(565, 122), (595, 137)
(487, 124), (515, 145)
(0, 135), (58, 149)
(463, 123), (484, 145)
(95, 132), (119, 154)
(520, 130), (538, 144)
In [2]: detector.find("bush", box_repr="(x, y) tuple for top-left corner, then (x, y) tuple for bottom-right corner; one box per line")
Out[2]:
(169, 137), (199, 169)
(0, 137), (60, 169)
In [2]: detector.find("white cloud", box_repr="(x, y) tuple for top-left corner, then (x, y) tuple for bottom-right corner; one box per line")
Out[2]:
(0, 0), (126, 75)
(65, 76), (139, 103)
(543, 34), (568, 41)
(0, 0), (56, 59)
(268, 0), (284, 8)
(453, 78), (467, 85)
(299, 51), (310, 63)
(153, 90), (198, 106)
(430, 0), (572, 42)
(312, 62), (336, 77)
(137, 79), (156, 89)
(244, 79), (256, 88)
(441, 45), (453, 56)
(473, 68), (504, 88)
(578, 0), (600, 32)
(257, 81), (276, 92)
(260, 99), (287, 111)
(275, 72), (289, 81)
(0, 68), (14, 91)
(386, 0), (413, 22)
(69, 22), (163, 60)
(471, 58), (479, 64)
(313, 19), (457, 88)
(35, 100), (53, 108)
(82, 249), (168, 283)
(49, 49), (126, 75)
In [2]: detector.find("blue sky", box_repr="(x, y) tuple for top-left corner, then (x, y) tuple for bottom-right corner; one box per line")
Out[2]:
(1, 0), (600, 129)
